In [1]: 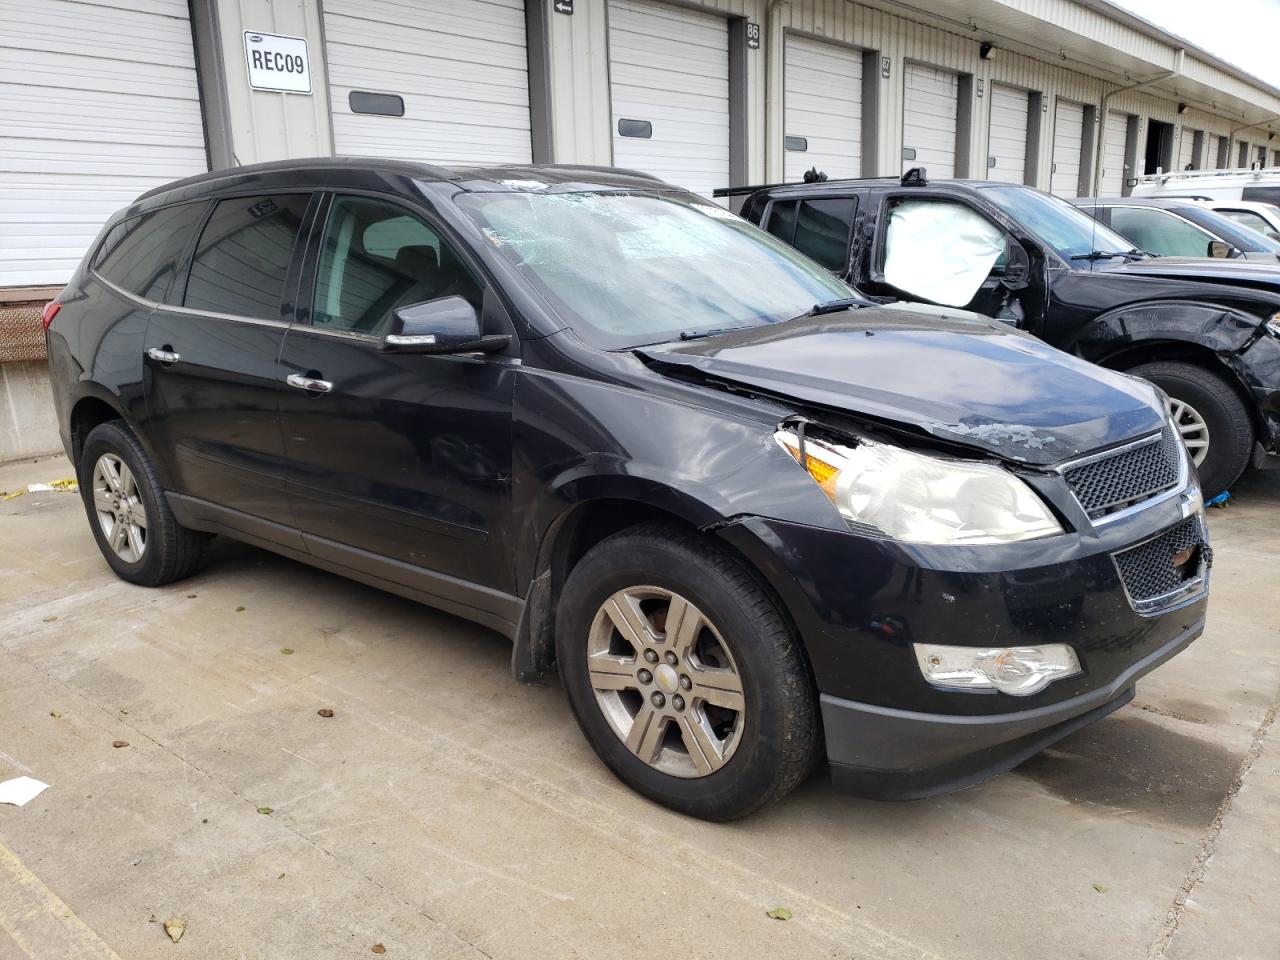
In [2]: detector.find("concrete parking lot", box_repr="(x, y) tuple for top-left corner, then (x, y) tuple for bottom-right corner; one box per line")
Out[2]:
(1, 453), (1277, 960)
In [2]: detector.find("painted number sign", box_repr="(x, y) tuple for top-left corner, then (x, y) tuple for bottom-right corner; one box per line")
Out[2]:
(244, 32), (311, 94)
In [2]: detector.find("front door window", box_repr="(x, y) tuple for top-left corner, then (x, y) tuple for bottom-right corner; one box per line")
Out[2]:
(881, 197), (1006, 307)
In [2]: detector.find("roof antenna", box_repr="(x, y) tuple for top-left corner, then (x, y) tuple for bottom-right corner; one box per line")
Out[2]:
(802, 166), (828, 183)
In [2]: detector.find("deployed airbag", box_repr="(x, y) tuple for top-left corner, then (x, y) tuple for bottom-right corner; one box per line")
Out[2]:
(883, 199), (1006, 307)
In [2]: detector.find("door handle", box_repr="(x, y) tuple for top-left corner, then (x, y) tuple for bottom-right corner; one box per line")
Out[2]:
(146, 347), (180, 364)
(286, 373), (333, 394)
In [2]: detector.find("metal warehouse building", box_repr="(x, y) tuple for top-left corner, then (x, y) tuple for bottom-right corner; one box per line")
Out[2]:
(2, 0), (1280, 456)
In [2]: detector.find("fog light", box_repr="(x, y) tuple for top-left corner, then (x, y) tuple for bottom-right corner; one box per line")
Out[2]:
(914, 643), (1082, 696)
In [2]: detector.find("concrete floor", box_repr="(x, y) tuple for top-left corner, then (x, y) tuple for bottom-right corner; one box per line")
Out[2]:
(1, 454), (1277, 960)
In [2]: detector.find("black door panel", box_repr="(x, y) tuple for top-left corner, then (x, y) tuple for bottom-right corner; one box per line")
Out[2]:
(141, 192), (313, 528)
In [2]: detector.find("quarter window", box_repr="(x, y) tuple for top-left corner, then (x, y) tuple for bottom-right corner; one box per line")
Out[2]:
(312, 196), (481, 336)
(1107, 207), (1216, 258)
(93, 202), (209, 301)
(183, 194), (311, 319)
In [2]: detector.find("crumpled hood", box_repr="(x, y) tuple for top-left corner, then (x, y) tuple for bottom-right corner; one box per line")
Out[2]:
(638, 308), (1167, 466)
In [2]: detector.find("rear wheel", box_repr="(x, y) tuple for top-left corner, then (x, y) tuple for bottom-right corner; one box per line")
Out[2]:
(1129, 360), (1253, 498)
(556, 522), (820, 820)
(79, 421), (210, 586)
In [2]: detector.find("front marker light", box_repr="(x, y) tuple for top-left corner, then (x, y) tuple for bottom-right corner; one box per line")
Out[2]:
(914, 643), (1082, 696)
(775, 429), (1062, 545)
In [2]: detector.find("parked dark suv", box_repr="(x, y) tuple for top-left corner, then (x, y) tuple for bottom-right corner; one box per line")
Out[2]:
(731, 171), (1280, 497)
(46, 159), (1210, 820)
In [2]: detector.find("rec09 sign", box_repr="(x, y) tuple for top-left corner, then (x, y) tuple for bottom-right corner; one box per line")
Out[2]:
(244, 32), (311, 94)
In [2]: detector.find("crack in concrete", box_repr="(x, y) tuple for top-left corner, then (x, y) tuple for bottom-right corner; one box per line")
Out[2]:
(1147, 684), (1280, 958)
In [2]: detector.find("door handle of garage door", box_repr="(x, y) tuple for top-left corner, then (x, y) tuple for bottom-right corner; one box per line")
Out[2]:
(146, 346), (180, 364)
(286, 373), (333, 394)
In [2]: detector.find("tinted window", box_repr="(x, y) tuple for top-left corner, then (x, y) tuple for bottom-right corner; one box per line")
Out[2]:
(313, 196), (481, 336)
(1243, 187), (1280, 205)
(764, 200), (799, 244)
(183, 194), (311, 319)
(792, 197), (856, 271)
(93, 202), (208, 301)
(1108, 207), (1215, 258)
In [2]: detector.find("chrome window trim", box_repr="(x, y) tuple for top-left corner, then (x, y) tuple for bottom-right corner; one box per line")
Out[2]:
(1055, 428), (1189, 526)
(93, 270), (289, 329)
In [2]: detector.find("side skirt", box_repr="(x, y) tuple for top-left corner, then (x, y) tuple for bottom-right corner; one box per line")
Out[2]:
(167, 493), (523, 640)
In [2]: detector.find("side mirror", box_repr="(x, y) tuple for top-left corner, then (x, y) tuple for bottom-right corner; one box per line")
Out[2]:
(1207, 240), (1232, 259)
(1001, 243), (1032, 290)
(380, 296), (510, 354)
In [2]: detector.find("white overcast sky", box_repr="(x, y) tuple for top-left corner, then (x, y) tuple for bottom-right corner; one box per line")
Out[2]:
(1110, 0), (1280, 88)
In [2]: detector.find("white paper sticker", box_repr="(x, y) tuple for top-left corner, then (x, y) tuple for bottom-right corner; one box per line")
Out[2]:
(0, 776), (50, 807)
(244, 32), (311, 94)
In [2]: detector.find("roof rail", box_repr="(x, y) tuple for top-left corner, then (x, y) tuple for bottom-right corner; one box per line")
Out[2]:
(712, 169), (870, 199)
(1135, 166), (1280, 184)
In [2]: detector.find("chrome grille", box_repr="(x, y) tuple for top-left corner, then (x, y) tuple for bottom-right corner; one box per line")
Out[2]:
(1063, 429), (1182, 519)
(1113, 516), (1211, 608)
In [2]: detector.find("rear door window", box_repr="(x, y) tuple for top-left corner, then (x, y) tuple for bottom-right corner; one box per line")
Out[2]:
(1108, 207), (1216, 258)
(792, 197), (857, 272)
(764, 200), (799, 244)
(93, 202), (209, 301)
(182, 194), (312, 320)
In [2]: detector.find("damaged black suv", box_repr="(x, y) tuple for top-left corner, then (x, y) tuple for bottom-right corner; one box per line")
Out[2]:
(731, 171), (1280, 497)
(47, 160), (1209, 820)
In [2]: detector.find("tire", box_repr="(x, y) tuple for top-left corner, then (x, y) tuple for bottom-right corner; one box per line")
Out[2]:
(1130, 360), (1253, 498)
(556, 522), (820, 821)
(78, 420), (210, 586)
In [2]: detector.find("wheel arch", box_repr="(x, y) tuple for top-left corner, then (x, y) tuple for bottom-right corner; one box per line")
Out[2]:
(68, 389), (176, 489)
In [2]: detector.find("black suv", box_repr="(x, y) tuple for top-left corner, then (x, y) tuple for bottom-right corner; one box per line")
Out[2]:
(732, 172), (1280, 496)
(46, 159), (1209, 820)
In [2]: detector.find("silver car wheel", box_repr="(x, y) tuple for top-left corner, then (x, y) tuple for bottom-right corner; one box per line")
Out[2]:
(92, 453), (147, 563)
(586, 586), (745, 778)
(1169, 396), (1210, 467)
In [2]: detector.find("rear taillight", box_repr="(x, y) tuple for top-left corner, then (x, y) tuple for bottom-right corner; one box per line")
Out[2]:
(41, 301), (60, 331)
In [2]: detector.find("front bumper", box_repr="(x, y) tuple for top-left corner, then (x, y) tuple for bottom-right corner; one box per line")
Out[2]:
(822, 618), (1200, 799)
(716, 483), (1208, 798)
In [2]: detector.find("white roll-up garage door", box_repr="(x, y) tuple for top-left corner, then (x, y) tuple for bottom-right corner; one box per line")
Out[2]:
(0, 0), (208, 287)
(1051, 100), (1085, 197)
(1206, 135), (1222, 169)
(1099, 111), (1129, 196)
(1178, 129), (1198, 171)
(324, 0), (532, 165)
(608, 0), (729, 198)
(987, 84), (1029, 185)
(902, 63), (958, 178)
(784, 35), (862, 181)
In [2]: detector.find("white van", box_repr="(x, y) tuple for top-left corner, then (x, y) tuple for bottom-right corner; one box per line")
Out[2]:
(1132, 167), (1280, 205)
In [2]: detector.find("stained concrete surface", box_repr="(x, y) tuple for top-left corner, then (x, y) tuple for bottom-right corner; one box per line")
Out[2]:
(1, 454), (1277, 960)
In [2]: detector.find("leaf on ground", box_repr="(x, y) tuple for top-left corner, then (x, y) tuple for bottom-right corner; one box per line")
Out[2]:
(371, 945), (387, 955)
(235, 606), (246, 612)
(257, 806), (273, 815)
(50, 710), (62, 719)
(317, 708), (334, 718)
(42, 615), (58, 622)
(766, 907), (792, 921)
(112, 740), (129, 748)
(186, 594), (197, 599)
(280, 648), (294, 656)
(49, 479), (79, 491)
(1092, 882), (1108, 894)
(163, 918), (186, 943)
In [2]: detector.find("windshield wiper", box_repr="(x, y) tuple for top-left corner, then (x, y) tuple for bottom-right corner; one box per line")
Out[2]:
(1069, 249), (1146, 262)
(809, 297), (866, 316)
(678, 326), (745, 341)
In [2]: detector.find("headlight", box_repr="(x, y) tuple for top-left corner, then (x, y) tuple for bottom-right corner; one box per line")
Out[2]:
(775, 429), (1062, 544)
(1266, 312), (1280, 337)
(914, 643), (1082, 696)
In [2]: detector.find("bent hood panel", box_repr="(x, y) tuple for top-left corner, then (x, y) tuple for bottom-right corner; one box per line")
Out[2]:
(1105, 257), (1280, 289)
(638, 311), (1166, 465)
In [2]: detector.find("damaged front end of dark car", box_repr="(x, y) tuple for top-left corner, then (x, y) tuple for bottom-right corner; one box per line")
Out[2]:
(617, 308), (1209, 798)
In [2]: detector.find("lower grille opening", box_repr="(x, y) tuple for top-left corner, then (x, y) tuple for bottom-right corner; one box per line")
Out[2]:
(1113, 516), (1211, 609)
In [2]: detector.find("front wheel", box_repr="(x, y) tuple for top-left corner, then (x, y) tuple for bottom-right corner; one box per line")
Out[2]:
(1129, 360), (1254, 498)
(556, 523), (820, 821)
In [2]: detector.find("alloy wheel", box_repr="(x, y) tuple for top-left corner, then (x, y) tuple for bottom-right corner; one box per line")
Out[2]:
(586, 586), (745, 778)
(1168, 396), (1210, 467)
(92, 453), (148, 563)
